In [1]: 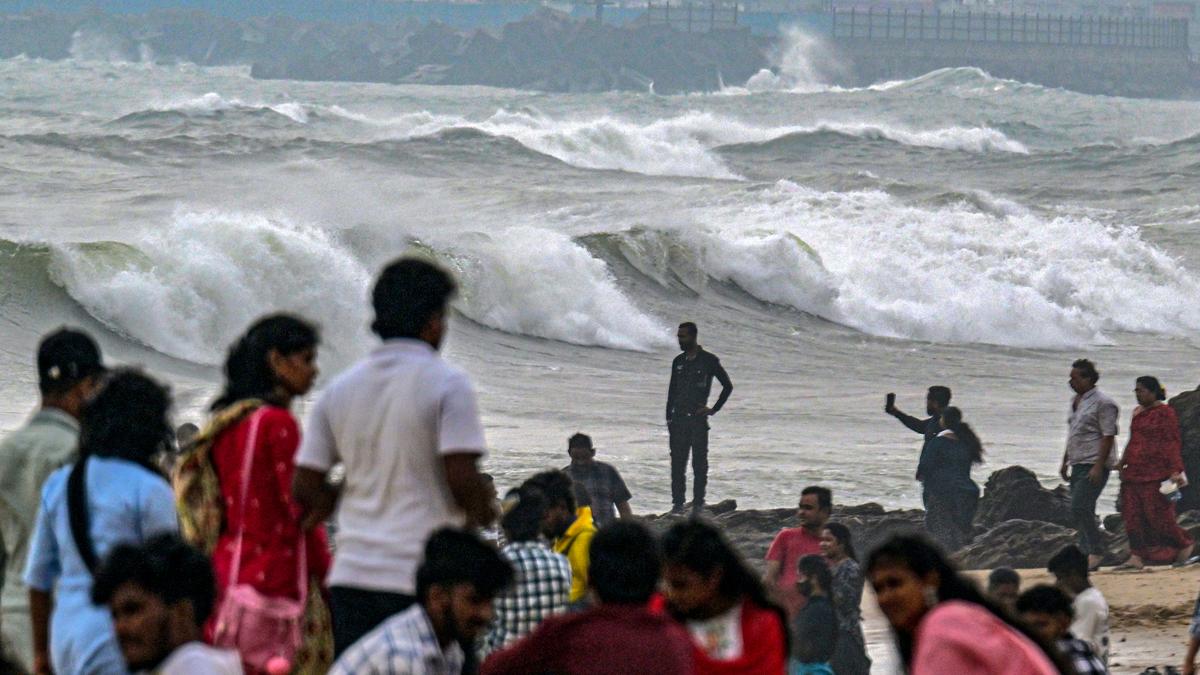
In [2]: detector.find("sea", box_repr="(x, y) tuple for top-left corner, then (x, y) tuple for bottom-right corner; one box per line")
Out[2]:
(3, 40), (1200, 516)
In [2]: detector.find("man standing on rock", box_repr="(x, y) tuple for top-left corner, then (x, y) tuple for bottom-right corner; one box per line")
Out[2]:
(885, 386), (952, 481)
(1062, 359), (1118, 571)
(666, 322), (732, 514)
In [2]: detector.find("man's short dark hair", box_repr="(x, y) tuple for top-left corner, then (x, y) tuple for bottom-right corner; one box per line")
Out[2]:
(568, 433), (593, 450)
(523, 470), (577, 513)
(678, 322), (698, 337)
(927, 386), (952, 408)
(802, 486), (832, 512)
(1016, 584), (1075, 619)
(988, 567), (1021, 589)
(589, 522), (661, 604)
(1071, 359), (1100, 384)
(415, 529), (512, 603)
(1047, 544), (1089, 579)
(501, 486), (547, 543)
(38, 328), (104, 396)
(91, 534), (216, 627)
(371, 258), (458, 340)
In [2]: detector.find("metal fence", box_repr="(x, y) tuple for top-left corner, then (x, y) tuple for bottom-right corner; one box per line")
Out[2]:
(831, 8), (1189, 49)
(644, 2), (740, 32)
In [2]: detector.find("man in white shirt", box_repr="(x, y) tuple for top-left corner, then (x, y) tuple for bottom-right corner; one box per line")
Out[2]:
(91, 534), (242, 674)
(1062, 358), (1119, 569)
(1049, 544), (1110, 668)
(293, 257), (497, 654)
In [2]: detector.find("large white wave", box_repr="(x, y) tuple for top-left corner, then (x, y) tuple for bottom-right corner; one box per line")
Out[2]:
(672, 181), (1200, 348)
(41, 210), (670, 360)
(46, 210), (372, 365)
(427, 226), (671, 351)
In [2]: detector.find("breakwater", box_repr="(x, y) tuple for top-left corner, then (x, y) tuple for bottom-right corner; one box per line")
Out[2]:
(829, 9), (1195, 98)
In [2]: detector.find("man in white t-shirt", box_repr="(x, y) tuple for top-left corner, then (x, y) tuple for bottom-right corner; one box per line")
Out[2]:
(91, 534), (242, 674)
(293, 257), (497, 655)
(1049, 544), (1110, 667)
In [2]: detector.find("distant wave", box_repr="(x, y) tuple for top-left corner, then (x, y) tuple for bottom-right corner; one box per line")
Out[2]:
(117, 92), (310, 124)
(718, 122), (1029, 155)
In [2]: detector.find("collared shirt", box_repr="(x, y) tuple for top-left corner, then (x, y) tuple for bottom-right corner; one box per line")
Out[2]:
(23, 457), (178, 675)
(0, 408), (78, 661)
(483, 541), (571, 655)
(562, 461), (632, 527)
(1057, 635), (1106, 675)
(330, 604), (464, 675)
(1067, 388), (1119, 467)
(666, 348), (732, 424)
(296, 339), (487, 594)
(765, 527), (822, 617)
(553, 507), (597, 603)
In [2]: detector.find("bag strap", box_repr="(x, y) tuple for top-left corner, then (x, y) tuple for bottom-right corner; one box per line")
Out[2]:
(66, 456), (99, 575)
(225, 409), (308, 605)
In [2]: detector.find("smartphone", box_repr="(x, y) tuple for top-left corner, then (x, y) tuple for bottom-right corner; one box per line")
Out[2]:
(886, 393), (896, 408)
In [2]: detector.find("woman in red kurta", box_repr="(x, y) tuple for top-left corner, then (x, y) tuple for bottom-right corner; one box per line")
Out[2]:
(202, 315), (332, 673)
(656, 520), (789, 675)
(1118, 375), (1194, 568)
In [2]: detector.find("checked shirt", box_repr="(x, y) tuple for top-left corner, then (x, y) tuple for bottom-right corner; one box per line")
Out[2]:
(1058, 636), (1106, 675)
(482, 540), (572, 655)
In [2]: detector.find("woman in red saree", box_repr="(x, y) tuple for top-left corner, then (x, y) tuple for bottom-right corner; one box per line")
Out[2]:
(185, 315), (333, 673)
(1118, 375), (1194, 568)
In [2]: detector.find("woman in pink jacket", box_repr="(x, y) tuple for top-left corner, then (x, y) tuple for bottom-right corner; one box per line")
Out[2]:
(868, 536), (1068, 674)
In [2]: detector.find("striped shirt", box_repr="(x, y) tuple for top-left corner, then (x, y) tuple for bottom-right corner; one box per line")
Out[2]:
(330, 605), (464, 675)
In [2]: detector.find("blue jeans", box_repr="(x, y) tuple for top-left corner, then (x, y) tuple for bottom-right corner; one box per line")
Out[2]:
(789, 661), (834, 675)
(1070, 463), (1110, 556)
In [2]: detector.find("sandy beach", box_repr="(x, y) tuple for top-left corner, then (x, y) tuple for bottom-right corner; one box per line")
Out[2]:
(861, 566), (1200, 674)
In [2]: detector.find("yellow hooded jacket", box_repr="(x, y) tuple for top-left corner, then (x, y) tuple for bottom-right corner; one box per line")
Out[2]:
(553, 506), (597, 602)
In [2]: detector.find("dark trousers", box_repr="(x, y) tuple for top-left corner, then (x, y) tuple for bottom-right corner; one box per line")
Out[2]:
(330, 586), (415, 656)
(669, 419), (709, 508)
(1069, 463), (1110, 556)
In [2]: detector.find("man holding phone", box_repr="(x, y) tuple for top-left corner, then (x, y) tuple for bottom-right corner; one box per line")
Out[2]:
(884, 386), (952, 481)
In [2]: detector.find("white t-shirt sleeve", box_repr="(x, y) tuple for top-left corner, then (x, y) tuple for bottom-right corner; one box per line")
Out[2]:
(437, 371), (486, 456)
(296, 391), (338, 471)
(1071, 591), (1106, 650)
(160, 643), (244, 674)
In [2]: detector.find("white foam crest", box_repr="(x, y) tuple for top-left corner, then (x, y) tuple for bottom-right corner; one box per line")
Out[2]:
(327, 105), (1027, 179)
(46, 210), (371, 364)
(435, 227), (671, 351)
(686, 181), (1200, 348)
(741, 26), (842, 94)
(142, 92), (310, 123)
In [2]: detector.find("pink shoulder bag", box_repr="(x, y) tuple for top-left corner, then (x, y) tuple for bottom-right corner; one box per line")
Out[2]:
(211, 409), (308, 671)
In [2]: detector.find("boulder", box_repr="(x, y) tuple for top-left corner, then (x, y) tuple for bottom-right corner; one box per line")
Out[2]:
(956, 520), (1080, 569)
(1170, 386), (1200, 511)
(974, 466), (1074, 529)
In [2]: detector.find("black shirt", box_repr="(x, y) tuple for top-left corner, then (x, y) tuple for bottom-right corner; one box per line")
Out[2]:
(792, 595), (837, 663)
(666, 348), (733, 424)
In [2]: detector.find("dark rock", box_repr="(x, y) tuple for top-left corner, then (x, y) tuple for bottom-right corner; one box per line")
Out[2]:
(956, 520), (1080, 569)
(974, 465), (1074, 529)
(1104, 513), (1124, 534)
(1170, 386), (1200, 511)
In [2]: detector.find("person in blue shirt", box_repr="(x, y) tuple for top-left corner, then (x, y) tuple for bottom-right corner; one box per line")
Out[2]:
(24, 370), (179, 675)
(916, 407), (983, 551)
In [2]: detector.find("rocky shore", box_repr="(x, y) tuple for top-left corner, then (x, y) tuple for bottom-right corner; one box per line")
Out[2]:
(0, 8), (769, 94)
(646, 464), (1200, 572)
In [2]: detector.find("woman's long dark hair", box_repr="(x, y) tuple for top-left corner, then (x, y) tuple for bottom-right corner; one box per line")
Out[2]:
(70, 369), (173, 572)
(824, 521), (857, 561)
(211, 314), (318, 411)
(867, 536), (1074, 673)
(661, 520), (790, 656)
(941, 407), (984, 464)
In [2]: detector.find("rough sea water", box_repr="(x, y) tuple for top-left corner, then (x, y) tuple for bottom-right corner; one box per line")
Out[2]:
(3, 40), (1200, 515)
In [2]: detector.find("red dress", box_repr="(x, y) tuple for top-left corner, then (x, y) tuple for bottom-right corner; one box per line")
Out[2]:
(209, 407), (331, 618)
(649, 594), (788, 675)
(1120, 404), (1193, 563)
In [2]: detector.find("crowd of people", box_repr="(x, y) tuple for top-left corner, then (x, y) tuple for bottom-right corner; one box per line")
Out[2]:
(0, 254), (1199, 675)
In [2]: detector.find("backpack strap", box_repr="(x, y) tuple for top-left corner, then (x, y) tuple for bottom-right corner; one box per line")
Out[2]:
(66, 457), (99, 575)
